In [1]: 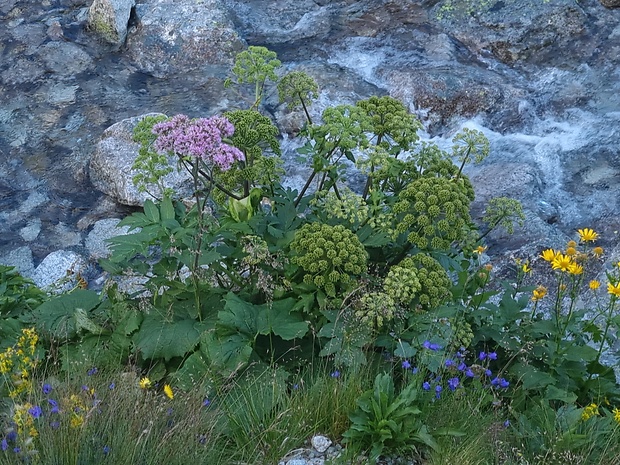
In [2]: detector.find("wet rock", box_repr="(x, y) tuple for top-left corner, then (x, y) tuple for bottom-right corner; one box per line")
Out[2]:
(40, 41), (94, 76)
(601, 0), (620, 7)
(32, 250), (87, 291)
(125, 0), (244, 79)
(0, 246), (35, 278)
(85, 218), (134, 259)
(89, 113), (193, 206)
(87, 0), (135, 45)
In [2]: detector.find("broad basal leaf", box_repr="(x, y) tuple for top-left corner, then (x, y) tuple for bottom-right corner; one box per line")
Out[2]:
(133, 316), (199, 361)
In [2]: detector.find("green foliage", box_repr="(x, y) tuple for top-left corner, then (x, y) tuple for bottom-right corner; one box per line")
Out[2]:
(131, 114), (172, 199)
(277, 70), (319, 123)
(0, 265), (47, 350)
(482, 196), (526, 236)
(343, 373), (438, 461)
(225, 45), (282, 108)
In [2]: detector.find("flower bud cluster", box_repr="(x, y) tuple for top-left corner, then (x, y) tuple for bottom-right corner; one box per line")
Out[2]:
(291, 223), (367, 297)
(353, 292), (397, 331)
(312, 188), (369, 226)
(408, 254), (452, 310)
(394, 176), (472, 250)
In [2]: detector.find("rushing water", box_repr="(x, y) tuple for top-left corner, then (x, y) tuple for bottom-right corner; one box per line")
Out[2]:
(1, 0), (620, 278)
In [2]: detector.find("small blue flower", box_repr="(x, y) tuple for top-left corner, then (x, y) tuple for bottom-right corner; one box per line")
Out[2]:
(330, 370), (340, 378)
(42, 383), (53, 395)
(28, 405), (43, 419)
(6, 432), (16, 442)
(423, 340), (441, 350)
(445, 359), (455, 368)
(448, 377), (460, 391)
(488, 352), (498, 360)
(13, 447), (20, 454)
(48, 399), (59, 414)
(485, 369), (492, 377)
(1, 439), (8, 451)
(504, 420), (510, 428)
(465, 368), (475, 378)
(411, 366), (419, 374)
(81, 385), (89, 392)
(458, 362), (467, 371)
(435, 385), (443, 398)
(103, 445), (110, 455)
(499, 378), (510, 388)
(293, 383), (299, 390)
(479, 351), (487, 361)
(402, 360), (411, 369)
(109, 382), (115, 390)
(202, 398), (211, 407)
(422, 382), (431, 391)
(87, 367), (98, 376)
(50, 421), (60, 430)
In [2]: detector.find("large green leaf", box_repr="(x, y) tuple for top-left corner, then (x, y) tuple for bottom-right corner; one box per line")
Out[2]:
(133, 316), (200, 361)
(201, 331), (252, 375)
(256, 298), (308, 340)
(32, 290), (102, 340)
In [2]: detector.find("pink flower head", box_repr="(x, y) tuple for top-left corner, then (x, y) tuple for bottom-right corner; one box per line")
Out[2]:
(152, 114), (244, 171)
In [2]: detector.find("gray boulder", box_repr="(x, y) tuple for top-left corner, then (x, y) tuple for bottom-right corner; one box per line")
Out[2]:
(89, 113), (193, 206)
(85, 218), (135, 259)
(125, 0), (244, 78)
(87, 0), (136, 45)
(601, 0), (620, 7)
(32, 250), (88, 292)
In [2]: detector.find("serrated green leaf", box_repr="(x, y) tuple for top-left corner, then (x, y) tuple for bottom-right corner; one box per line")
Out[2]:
(133, 316), (199, 361)
(256, 298), (308, 340)
(201, 331), (252, 375)
(32, 290), (101, 340)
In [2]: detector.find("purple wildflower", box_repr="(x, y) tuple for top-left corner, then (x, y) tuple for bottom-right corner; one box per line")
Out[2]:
(445, 359), (455, 368)
(152, 114), (244, 171)
(422, 382), (431, 391)
(6, 432), (16, 442)
(479, 351), (487, 361)
(485, 369), (492, 377)
(50, 421), (60, 430)
(465, 368), (475, 378)
(81, 385), (89, 392)
(48, 399), (59, 414)
(504, 420), (510, 428)
(109, 383), (115, 390)
(42, 383), (52, 395)
(87, 367), (98, 376)
(330, 370), (340, 378)
(422, 340), (442, 351)
(412, 366), (419, 374)
(402, 360), (411, 369)
(435, 385), (443, 398)
(28, 405), (43, 419)
(202, 398), (211, 407)
(1, 439), (7, 451)
(13, 447), (20, 454)
(448, 377), (460, 391)
(488, 352), (498, 360)
(457, 362), (467, 371)
(103, 445), (110, 455)
(491, 377), (510, 388)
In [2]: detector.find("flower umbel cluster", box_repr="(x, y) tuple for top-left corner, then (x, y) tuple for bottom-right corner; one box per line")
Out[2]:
(152, 114), (244, 171)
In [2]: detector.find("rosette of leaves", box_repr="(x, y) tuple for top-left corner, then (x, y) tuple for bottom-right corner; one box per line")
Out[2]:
(216, 109), (283, 201)
(394, 176), (474, 250)
(277, 70), (319, 124)
(290, 223), (368, 297)
(384, 254), (451, 311)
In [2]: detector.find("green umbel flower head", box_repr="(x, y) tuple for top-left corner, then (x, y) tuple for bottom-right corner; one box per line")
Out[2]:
(291, 223), (367, 297)
(354, 292), (397, 331)
(394, 176), (473, 250)
(384, 263), (421, 305)
(394, 254), (452, 311)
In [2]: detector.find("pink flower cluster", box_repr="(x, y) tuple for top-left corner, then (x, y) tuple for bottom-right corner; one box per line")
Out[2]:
(152, 114), (244, 171)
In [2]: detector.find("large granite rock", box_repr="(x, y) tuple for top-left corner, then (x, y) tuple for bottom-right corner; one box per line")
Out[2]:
(601, 0), (620, 8)
(89, 113), (193, 206)
(125, 0), (245, 78)
(87, 0), (136, 45)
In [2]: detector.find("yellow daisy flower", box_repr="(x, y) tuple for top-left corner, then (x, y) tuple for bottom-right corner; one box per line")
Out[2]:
(589, 280), (600, 290)
(567, 240), (577, 248)
(164, 384), (174, 400)
(139, 377), (152, 389)
(613, 407), (620, 425)
(565, 246), (577, 256)
(581, 403), (599, 421)
(531, 285), (547, 302)
(551, 254), (572, 272)
(541, 249), (558, 262)
(567, 262), (583, 275)
(522, 262), (532, 273)
(475, 245), (487, 255)
(592, 246), (603, 257)
(577, 228), (598, 243)
(607, 282), (620, 298)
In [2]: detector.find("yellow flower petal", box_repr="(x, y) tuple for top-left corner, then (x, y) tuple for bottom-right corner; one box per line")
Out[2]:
(139, 377), (152, 389)
(164, 384), (174, 400)
(577, 228), (598, 243)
